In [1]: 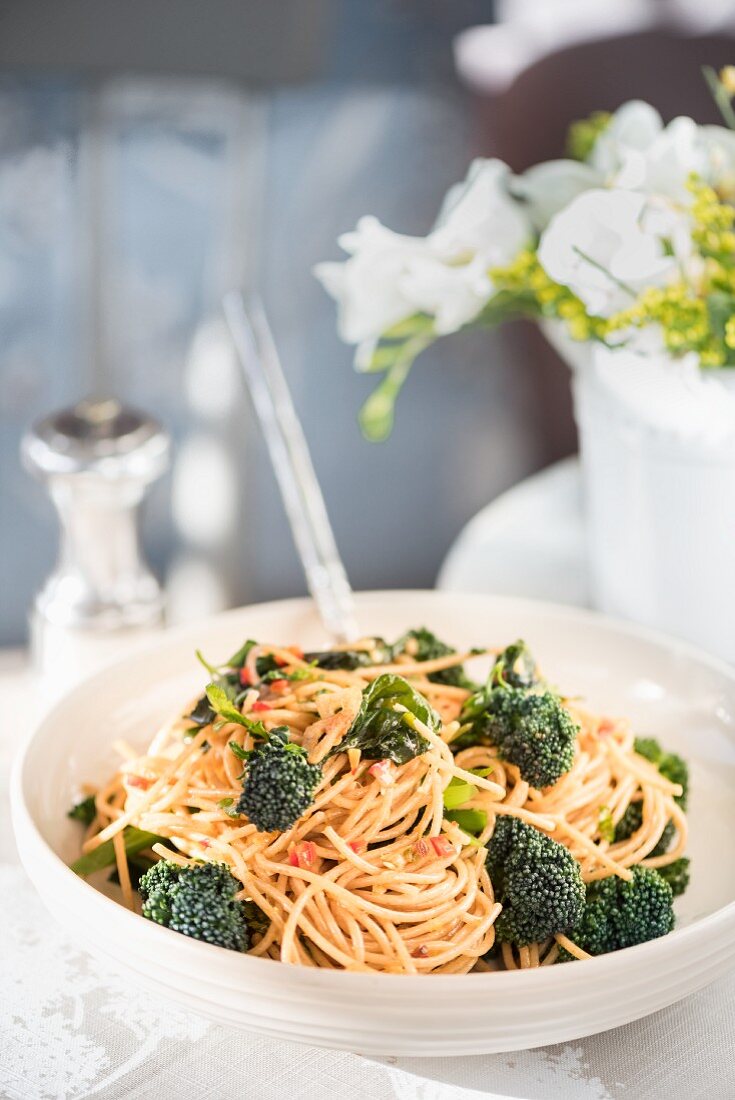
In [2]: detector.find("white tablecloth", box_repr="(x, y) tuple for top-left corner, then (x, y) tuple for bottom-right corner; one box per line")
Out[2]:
(4, 463), (735, 1098)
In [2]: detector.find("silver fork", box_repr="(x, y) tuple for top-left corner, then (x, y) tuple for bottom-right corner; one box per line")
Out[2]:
(223, 290), (359, 644)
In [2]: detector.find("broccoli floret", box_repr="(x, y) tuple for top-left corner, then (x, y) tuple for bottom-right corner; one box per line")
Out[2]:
(452, 640), (539, 749)
(655, 857), (690, 898)
(487, 817), (585, 946)
(237, 726), (322, 832)
(490, 640), (540, 690)
(454, 641), (575, 786)
(562, 866), (674, 958)
(614, 738), (688, 855)
(461, 688), (577, 789)
(139, 860), (249, 951)
(634, 738), (689, 809)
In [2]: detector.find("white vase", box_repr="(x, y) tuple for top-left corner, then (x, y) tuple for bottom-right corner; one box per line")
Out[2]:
(545, 323), (735, 661)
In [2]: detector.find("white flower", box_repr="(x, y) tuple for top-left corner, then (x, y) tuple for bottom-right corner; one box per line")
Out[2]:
(314, 217), (433, 345)
(512, 159), (602, 231)
(590, 100), (663, 181)
(315, 159), (530, 351)
(431, 158), (530, 268)
(702, 125), (735, 198)
(537, 189), (676, 317)
(399, 254), (494, 335)
(642, 195), (694, 273)
(633, 116), (711, 201)
(591, 102), (718, 202)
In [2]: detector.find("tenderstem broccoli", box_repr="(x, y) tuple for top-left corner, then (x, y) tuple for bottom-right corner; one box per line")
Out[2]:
(614, 737), (689, 858)
(455, 641), (577, 788)
(237, 726), (322, 833)
(561, 865), (674, 958)
(139, 860), (250, 951)
(487, 817), (585, 946)
(461, 687), (578, 789)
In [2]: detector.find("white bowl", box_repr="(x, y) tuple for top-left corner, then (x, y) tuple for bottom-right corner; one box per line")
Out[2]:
(12, 591), (735, 1055)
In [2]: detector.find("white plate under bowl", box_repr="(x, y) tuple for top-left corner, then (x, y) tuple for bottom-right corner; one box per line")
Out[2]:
(11, 591), (735, 1055)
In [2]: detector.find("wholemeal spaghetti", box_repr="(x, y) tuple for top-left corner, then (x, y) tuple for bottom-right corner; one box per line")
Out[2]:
(71, 632), (688, 973)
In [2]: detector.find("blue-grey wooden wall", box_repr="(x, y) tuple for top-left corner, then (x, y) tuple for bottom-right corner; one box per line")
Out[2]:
(1, 0), (553, 645)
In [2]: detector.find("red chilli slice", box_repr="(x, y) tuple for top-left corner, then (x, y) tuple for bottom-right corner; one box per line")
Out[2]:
(126, 774), (153, 790)
(251, 701), (270, 712)
(289, 841), (317, 869)
(368, 760), (396, 786)
(429, 835), (454, 858)
(239, 668), (252, 687)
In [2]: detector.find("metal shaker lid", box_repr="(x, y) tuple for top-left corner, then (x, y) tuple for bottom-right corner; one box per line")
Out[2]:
(22, 397), (171, 480)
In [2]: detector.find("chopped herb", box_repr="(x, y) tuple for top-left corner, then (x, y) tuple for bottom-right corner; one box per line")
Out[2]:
(217, 797), (240, 819)
(226, 639), (256, 668)
(195, 649), (220, 677)
(206, 683), (267, 737)
(442, 777), (477, 811)
(187, 671), (241, 728)
(228, 741), (250, 761)
(598, 806), (615, 844)
(196, 638), (267, 677)
(445, 808), (488, 836)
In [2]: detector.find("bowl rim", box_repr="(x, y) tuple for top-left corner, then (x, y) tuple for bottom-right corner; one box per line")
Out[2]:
(12, 588), (735, 992)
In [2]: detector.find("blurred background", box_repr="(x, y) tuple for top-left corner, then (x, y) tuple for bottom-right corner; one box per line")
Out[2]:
(3, 0), (735, 646)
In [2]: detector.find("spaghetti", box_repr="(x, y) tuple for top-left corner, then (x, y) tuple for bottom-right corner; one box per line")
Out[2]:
(73, 633), (688, 973)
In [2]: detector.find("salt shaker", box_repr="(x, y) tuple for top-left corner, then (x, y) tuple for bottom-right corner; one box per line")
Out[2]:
(22, 398), (171, 692)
